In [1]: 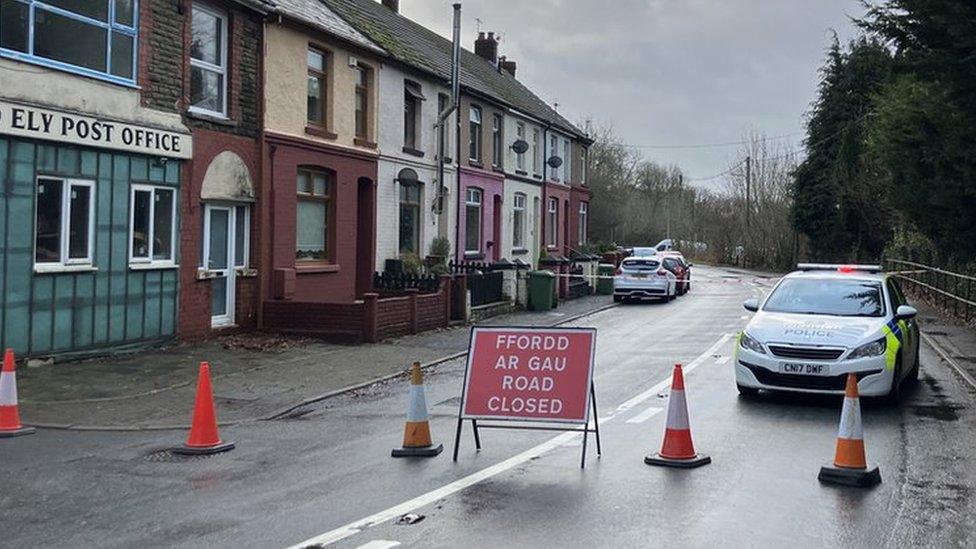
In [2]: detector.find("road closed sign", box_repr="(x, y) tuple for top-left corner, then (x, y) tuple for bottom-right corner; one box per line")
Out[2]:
(460, 327), (597, 424)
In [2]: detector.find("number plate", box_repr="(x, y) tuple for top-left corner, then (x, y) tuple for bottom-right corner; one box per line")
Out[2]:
(780, 362), (829, 376)
(633, 273), (647, 279)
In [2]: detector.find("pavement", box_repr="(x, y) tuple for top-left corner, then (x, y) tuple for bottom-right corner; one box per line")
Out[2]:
(2, 265), (975, 548)
(15, 294), (616, 430)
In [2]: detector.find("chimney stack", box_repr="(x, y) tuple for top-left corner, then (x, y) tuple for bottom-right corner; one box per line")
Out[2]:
(499, 55), (517, 77)
(381, 0), (399, 13)
(474, 31), (499, 65)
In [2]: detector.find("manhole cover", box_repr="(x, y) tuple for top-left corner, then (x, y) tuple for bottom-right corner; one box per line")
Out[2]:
(143, 449), (225, 463)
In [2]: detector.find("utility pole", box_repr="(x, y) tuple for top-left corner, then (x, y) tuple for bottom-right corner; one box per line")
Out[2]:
(745, 156), (751, 229)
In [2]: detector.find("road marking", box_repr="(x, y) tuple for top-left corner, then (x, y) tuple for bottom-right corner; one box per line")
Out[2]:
(354, 541), (400, 549)
(715, 356), (730, 365)
(284, 332), (734, 549)
(615, 333), (733, 413)
(625, 406), (664, 424)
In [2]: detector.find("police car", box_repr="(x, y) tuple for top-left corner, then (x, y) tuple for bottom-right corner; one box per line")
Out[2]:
(735, 264), (919, 403)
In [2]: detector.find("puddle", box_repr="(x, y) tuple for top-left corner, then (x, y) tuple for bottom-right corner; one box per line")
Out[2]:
(908, 403), (963, 421)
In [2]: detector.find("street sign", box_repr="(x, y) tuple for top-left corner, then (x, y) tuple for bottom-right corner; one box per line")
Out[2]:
(453, 326), (601, 468)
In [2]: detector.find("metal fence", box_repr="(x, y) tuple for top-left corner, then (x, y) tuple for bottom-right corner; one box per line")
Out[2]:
(884, 259), (976, 321)
(450, 261), (504, 306)
(372, 271), (442, 293)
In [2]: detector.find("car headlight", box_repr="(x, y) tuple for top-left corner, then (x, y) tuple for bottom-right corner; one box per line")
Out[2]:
(848, 337), (886, 359)
(739, 332), (766, 354)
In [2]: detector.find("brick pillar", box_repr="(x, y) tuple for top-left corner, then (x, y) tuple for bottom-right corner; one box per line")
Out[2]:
(363, 293), (379, 343)
(452, 274), (467, 320)
(406, 288), (419, 334)
(440, 275), (453, 328)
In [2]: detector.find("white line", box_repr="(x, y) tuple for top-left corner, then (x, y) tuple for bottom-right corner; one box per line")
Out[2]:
(615, 333), (733, 413)
(715, 356), (730, 365)
(354, 541), (400, 549)
(625, 406), (664, 424)
(285, 332), (733, 549)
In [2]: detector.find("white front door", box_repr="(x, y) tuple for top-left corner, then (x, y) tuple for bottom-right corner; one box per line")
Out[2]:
(204, 205), (235, 327)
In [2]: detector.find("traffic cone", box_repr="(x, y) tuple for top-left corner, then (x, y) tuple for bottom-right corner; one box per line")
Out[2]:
(172, 362), (234, 455)
(392, 362), (443, 458)
(645, 364), (710, 468)
(818, 373), (881, 487)
(0, 349), (35, 438)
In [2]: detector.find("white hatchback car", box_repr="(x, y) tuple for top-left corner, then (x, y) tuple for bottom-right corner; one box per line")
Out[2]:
(613, 256), (677, 303)
(735, 264), (920, 403)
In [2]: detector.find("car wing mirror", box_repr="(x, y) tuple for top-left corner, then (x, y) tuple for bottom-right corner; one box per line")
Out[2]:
(743, 298), (759, 312)
(895, 305), (917, 320)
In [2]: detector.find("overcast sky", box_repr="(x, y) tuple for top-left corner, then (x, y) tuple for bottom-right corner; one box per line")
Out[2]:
(400, 0), (864, 189)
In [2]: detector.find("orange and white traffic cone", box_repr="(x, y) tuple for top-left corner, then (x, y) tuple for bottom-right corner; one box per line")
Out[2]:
(645, 363), (710, 468)
(818, 373), (881, 486)
(0, 349), (35, 438)
(392, 362), (443, 458)
(172, 362), (234, 455)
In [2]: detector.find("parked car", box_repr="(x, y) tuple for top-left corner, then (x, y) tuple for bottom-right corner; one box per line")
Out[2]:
(659, 252), (692, 294)
(613, 257), (677, 303)
(630, 247), (657, 257)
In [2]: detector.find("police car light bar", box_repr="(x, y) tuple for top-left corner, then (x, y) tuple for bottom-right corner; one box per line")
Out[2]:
(797, 263), (882, 273)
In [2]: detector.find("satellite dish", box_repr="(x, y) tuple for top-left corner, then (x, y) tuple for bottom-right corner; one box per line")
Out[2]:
(397, 168), (420, 185)
(547, 156), (563, 169)
(510, 139), (529, 154)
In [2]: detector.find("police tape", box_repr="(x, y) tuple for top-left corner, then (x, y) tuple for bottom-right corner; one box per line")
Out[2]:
(518, 272), (775, 284)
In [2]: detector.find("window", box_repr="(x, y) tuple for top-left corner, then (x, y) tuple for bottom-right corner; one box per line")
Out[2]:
(550, 135), (559, 181)
(532, 128), (541, 174)
(354, 63), (370, 139)
(581, 148), (587, 184)
(234, 205), (250, 267)
(469, 105), (482, 162)
(578, 202), (588, 245)
(465, 188), (482, 253)
(512, 193), (526, 249)
(307, 48), (327, 125)
(492, 113), (503, 167)
(763, 279), (885, 317)
(404, 81), (423, 150)
(296, 168), (333, 262)
(399, 183), (421, 254)
(547, 197), (558, 246)
(437, 93), (451, 162)
(190, 4), (228, 117)
(34, 177), (94, 268)
(563, 140), (572, 182)
(129, 185), (176, 265)
(515, 122), (526, 171)
(0, 0), (137, 84)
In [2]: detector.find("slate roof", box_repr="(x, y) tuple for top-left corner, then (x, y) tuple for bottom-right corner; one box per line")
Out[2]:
(270, 0), (386, 54)
(233, 0), (275, 13)
(320, 0), (587, 139)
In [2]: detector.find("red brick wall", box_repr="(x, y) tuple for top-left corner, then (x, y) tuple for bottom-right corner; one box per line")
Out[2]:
(262, 300), (365, 342)
(375, 296), (412, 340)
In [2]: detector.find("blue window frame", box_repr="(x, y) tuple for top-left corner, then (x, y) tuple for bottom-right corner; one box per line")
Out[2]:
(0, 0), (138, 87)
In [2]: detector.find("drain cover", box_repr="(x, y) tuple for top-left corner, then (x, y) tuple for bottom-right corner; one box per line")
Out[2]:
(143, 449), (225, 463)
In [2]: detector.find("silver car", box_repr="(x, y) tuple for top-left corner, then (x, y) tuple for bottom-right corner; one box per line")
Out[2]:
(613, 257), (677, 303)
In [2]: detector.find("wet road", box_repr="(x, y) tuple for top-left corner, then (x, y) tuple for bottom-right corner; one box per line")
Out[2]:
(2, 265), (974, 548)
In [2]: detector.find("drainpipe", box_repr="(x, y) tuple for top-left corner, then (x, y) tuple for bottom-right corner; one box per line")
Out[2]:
(436, 4), (461, 245)
(540, 123), (552, 264)
(448, 3), (462, 263)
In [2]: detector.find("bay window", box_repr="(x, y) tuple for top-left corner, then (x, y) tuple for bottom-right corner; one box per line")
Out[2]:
(34, 177), (94, 269)
(512, 193), (526, 250)
(190, 3), (228, 117)
(465, 188), (482, 254)
(129, 185), (176, 265)
(0, 0), (138, 84)
(296, 168), (333, 263)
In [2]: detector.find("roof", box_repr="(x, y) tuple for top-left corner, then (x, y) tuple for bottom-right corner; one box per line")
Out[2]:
(320, 0), (588, 140)
(269, 0), (386, 54)
(232, 0), (275, 13)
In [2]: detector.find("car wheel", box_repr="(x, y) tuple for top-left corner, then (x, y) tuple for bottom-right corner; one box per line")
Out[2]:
(883, 356), (903, 406)
(613, 295), (622, 303)
(737, 384), (759, 398)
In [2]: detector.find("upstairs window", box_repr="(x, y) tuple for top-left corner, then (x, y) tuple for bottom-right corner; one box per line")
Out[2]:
(563, 140), (571, 182)
(491, 113), (503, 168)
(515, 122), (526, 171)
(354, 63), (370, 139)
(532, 128), (542, 174)
(468, 105), (482, 162)
(549, 135), (559, 181)
(0, 0), (138, 85)
(404, 80), (424, 150)
(190, 4), (228, 117)
(35, 177), (95, 269)
(307, 48), (327, 125)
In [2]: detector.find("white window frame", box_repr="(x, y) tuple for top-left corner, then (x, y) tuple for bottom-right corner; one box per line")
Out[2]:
(563, 140), (572, 182)
(578, 202), (588, 245)
(547, 197), (558, 246)
(128, 184), (177, 268)
(465, 188), (482, 253)
(469, 106), (482, 162)
(233, 204), (251, 268)
(532, 128), (542, 175)
(550, 135), (560, 181)
(516, 122), (526, 171)
(33, 177), (95, 271)
(189, 3), (228, 118)
(512, 192), (526, 249)
(492, 113), (503, 167)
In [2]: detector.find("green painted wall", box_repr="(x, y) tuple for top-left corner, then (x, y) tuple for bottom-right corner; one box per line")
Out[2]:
(0, 137), (180, 357)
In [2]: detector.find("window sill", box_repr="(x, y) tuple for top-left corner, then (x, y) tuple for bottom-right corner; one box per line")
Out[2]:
(515, 170), (528, 176)
(236, 267), (258, 278)
(464, 252), (484, 260)
(441, 157), (453, 165)
(492, 166), (505, 174)
(130, 262), (179, 271)
(511, 248), (529, 255)
(187, 110), (236, 127)
(402, 147), (425, 158)
(33, 264), (98, 275)
(532, 174), (543, 180)
(305, 125), (338, 140)
(354, 137), (378, 149)
(468, 161), (484, 169)
(296, 263), (340, 274)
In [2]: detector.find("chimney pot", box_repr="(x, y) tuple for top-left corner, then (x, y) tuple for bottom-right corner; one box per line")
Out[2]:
(381, 0), (399, 12)
(474, 30), (499, 65)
